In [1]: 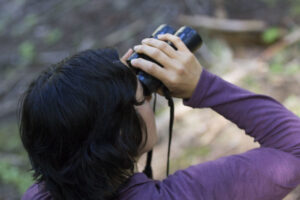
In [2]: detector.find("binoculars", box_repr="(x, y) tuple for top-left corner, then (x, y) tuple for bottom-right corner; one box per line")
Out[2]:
(126, 24), (202, 96)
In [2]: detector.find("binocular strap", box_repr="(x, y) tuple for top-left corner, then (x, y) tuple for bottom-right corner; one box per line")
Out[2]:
(143, 88), (174, 178)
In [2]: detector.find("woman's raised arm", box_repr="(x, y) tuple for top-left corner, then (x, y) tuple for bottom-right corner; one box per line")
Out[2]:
(129, 35), (300, 200)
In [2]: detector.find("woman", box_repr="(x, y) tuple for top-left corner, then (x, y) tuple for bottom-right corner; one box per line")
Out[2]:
(21, 34), (300, 200)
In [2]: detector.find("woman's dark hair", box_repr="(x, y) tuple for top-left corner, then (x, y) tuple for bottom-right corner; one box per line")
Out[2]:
(19, 48), (147, 200)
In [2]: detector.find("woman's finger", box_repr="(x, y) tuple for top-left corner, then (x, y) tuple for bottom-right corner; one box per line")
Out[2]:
(130, 58), (168, 82)
(133, 44), (175, 69)
(141, 38), (178, 58)
(158, 34), (189, 52)
(120, 48), (133, 66)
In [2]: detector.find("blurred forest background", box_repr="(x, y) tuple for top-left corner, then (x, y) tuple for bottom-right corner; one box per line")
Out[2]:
(1, 0), (300, 199)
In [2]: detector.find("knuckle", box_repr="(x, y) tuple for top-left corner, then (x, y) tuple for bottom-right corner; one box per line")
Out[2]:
(158, 42), (167, 50)
(174, 36), (181, 43)
(148, 63), (157, 73)
(177, 67), (185, 75)
(151, 49), (160, 57)
(182, 54), (192, 64)
(146, 62), (154, 70)
(168, 75), (177, 85)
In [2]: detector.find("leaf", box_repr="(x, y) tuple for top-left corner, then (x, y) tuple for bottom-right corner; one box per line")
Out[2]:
(45, 28), (63, 45)
(262, 27), (281, 44)
(18, 41), (35, 67)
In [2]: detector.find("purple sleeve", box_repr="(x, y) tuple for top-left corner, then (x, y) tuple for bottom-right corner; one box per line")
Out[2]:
(183, 69), (300, 157)
(157, 69), (300, 200)
(21, 183), (51, 200)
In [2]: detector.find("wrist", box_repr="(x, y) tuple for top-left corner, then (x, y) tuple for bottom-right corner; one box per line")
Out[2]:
(183, 68), (208, 107)
(184, 68), (203, 99)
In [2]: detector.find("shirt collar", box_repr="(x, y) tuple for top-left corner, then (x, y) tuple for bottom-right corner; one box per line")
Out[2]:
(118, 172), (153, 194)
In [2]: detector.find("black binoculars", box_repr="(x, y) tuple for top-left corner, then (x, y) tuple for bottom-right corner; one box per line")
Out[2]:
(126, 24), (203, 96)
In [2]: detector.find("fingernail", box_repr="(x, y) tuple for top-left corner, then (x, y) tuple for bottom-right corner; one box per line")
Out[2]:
(157, 34), (164, 38)
(142, 38), (150, 43)
(134, 45), (141, 51)
(131, 59), (138, 64)
(126, 48), (133, 55)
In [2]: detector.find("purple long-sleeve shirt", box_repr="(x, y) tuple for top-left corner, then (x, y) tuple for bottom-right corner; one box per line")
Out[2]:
(22, 69), (300, 200)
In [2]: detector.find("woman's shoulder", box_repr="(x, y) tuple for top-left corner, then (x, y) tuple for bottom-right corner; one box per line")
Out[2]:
(22, 183), (52, 200)
(21, 173), (157, 200)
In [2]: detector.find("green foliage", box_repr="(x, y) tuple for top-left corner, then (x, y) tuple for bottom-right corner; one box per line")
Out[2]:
(0, 122), (22, 153)
(45, 28), (63, 45)
(18, 41), (35, 66)
(0, 121), (33, 194)
(284, 95), (300, 117)
(270, 62), (284, 74)
(0, 161), (33, 194)
(285, 64), (300, 75)
(24, 14), (38, 29)
(207, 39), (233, 74)
(269, 61), (300, 75)
(269, 51), (285, 74)
(12, 13), (38, 36)
(242, 76), (262, 93)
(170, 146), (211, 173)
(243, 76), (255, 87)
(268, 49), (300, 75)
(262, 27), (281, 44)
(290, 0), (300, 16)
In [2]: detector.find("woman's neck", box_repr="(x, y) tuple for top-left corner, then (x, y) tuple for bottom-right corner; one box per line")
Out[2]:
(134, 162), (139, 173)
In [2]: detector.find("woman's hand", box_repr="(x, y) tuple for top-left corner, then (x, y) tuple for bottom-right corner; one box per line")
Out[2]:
(130, 33), (203, 99)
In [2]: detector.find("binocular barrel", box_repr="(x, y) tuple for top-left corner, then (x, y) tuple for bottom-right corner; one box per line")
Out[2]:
(127, 24), (202, 96)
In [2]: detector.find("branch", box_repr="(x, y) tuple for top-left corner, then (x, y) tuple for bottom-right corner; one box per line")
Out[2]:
(260, 28), (300, 61)
(178, 15), (266, 32)
(102, 20), (145, 47)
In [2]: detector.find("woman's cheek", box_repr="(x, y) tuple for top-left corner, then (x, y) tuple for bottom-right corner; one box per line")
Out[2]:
(135, 101), (158, 152)
(143, 102), (158, 150)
